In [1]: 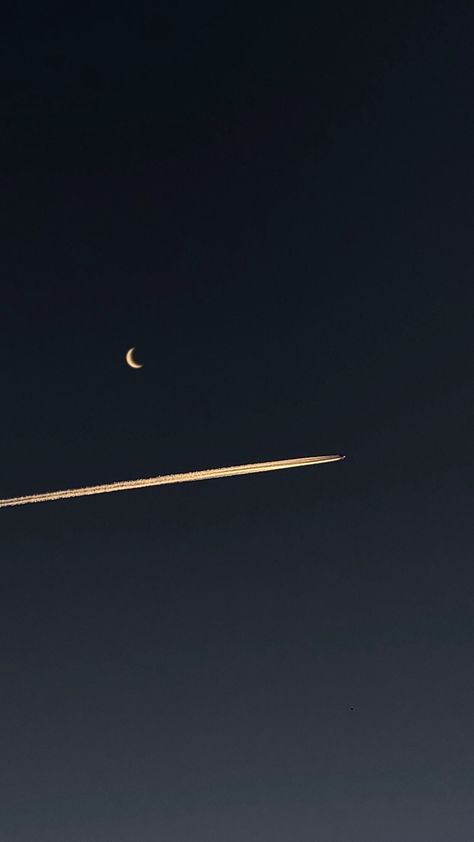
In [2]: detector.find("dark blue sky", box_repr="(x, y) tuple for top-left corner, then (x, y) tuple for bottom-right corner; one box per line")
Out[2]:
(1, 3), (472, 840)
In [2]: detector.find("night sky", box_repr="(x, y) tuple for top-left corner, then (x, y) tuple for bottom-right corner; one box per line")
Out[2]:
(1, 3), (473, 840)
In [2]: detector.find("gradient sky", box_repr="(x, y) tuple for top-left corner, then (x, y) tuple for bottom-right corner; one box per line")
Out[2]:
(1, 3), (473, 840)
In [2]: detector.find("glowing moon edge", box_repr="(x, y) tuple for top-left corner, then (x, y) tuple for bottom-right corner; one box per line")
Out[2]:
(126, 347), (143, 369)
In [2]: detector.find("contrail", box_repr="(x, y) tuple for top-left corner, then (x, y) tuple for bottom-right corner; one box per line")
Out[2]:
(0, 454), (345, 509)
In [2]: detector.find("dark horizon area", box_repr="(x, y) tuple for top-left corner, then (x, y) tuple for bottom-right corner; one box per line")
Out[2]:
(1, 3), (472, 840)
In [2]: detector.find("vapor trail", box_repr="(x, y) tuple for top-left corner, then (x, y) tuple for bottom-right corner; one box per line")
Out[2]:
(0, 454), (345, 509)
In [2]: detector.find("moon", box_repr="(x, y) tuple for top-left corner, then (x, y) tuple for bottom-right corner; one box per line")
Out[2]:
(126, 347), (143, 369)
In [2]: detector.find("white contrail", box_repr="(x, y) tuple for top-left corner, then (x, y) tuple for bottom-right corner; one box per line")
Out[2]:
(0, 454), (345, 509)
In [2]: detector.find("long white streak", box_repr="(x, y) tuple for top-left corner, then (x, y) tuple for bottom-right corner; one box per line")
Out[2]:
(0, 454), (345, 509)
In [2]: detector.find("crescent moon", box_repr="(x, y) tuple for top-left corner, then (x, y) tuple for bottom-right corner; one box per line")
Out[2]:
(126, 347), (143, 369)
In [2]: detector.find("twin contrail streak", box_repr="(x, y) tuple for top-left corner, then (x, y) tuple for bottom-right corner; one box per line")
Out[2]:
(0, 454), (345, 509)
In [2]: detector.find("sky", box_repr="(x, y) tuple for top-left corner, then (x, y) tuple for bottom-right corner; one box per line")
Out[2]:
(0, 2), (473, 840)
